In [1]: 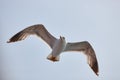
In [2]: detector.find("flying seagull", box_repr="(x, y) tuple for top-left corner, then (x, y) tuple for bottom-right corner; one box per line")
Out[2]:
(7, 24), (99, 76)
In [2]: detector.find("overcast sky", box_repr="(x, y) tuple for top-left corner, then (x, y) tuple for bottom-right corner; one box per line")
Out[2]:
(1, 0), (120, 80)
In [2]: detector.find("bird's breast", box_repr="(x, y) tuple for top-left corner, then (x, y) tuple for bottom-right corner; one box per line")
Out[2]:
(51, 39), (66, 57)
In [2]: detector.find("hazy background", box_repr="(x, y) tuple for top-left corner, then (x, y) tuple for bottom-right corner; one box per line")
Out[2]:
(1, 0), (120, 80)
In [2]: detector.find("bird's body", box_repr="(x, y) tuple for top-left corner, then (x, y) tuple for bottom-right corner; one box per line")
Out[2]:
(7, 24), (99, 76)
(47, 36), (66, 61)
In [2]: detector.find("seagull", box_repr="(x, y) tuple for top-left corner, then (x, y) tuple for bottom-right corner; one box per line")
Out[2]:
(7, 24), (99, 76)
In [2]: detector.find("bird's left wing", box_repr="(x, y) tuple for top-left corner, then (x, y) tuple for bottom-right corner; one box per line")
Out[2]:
(7, 24), (57, 49)
(63, 41), (99, 76)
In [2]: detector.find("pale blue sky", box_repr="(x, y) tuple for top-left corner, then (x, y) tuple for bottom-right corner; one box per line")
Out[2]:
(1, 0), (120, 80)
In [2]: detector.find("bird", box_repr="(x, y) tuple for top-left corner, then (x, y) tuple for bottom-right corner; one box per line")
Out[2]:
(7, 24), (99, 76)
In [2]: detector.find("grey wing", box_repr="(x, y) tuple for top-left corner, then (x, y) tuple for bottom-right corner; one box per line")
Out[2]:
(63, 41), (99, 76)
(7, 24), (57, 49)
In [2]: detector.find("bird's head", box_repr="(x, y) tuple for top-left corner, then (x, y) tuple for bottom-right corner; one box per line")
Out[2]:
(59, 36), (66, 47)
(60, 36), (65, 41)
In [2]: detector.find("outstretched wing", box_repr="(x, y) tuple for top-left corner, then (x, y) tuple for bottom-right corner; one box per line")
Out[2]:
(7, 24), (57, 49)
(63, 41), (99, 76)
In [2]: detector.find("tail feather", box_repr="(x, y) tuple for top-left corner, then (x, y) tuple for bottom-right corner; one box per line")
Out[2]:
(47, 54), (60, 62)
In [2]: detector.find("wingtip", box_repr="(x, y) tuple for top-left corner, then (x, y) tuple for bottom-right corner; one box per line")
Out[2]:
(96, 72), (99, 76)
(89, 63), (99, 76)
(7, 40), (14, 43)
(7, 40), (10, 43)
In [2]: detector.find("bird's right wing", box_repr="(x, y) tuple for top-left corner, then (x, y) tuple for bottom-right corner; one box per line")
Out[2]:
(63, 41), (99, 76)
(7, 24), (57, 49)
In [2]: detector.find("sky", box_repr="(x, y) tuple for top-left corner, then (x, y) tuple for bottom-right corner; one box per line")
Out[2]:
(1, 0), (120, 80)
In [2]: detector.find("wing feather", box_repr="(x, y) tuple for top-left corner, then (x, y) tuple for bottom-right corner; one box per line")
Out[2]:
(64, 41), (99, 76)
(7, 24), (57, 48)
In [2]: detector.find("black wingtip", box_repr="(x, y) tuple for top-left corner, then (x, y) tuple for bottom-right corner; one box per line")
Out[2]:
(7, 30), (24, 43)
(92, 61), (99, 76)
(7, 40), (11, 43)
(95, 71), (99, 76)
(96, 73), (99, 76)
(6, 39), (14, 43)
(7, 40), (14, 43)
